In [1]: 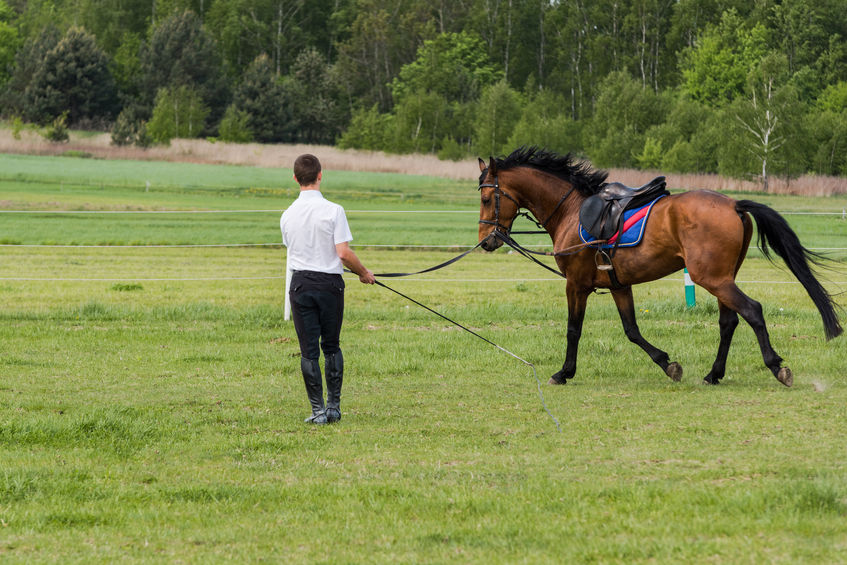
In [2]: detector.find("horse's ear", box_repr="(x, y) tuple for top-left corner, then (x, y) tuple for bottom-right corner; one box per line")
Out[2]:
(488, 157), (498, 175)
(478, 157), (486, 172)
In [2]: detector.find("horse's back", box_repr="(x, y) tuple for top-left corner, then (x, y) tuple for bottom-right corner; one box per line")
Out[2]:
(647, 188), (739, 227)
(667, 188), (738, 209)
(663, 189), (747, 235)
(607, 189), (750, 285)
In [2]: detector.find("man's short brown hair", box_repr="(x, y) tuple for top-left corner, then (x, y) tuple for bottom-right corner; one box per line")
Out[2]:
(293, 154), (321, 186)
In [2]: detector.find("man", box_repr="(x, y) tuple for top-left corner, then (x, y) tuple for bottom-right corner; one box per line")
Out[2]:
(281, 154), (375, 424)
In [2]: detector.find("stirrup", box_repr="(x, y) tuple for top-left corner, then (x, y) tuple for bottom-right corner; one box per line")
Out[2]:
(594, 249), (614, 271)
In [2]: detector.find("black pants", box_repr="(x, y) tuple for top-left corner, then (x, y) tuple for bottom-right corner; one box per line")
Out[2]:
(289, 270), (345, 360)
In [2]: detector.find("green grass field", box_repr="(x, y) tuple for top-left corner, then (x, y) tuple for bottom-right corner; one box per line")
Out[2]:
(1, 153), (846, 563)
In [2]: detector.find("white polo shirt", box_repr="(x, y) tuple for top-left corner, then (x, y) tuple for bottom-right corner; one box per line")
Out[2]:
(280, 190), (353, 274)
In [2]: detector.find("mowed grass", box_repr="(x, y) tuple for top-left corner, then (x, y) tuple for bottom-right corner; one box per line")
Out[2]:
(2, 152), (847, 249)
(1, 153), (847, 563)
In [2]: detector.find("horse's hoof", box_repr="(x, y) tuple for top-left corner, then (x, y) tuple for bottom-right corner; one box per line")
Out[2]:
(548, 375), (567, 385)
(665, 362), (682, 382)
(703, 374), (721, 385)
(777, 367), (793, 387)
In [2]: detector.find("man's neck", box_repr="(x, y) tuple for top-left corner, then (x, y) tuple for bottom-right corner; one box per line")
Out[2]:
(300, 183), (320, 192)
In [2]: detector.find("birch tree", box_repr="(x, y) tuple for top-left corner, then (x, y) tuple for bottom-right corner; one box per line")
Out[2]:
(731, 53), (799, 190)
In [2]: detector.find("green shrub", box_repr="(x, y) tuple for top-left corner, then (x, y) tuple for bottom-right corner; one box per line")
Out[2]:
(218, 105), (252, 143)
(111, 107), (154, 148)
(134, 122), (153, 148)
(11, 115), (24, 140)
(437, 137), (467, 161)
(634, 136), (664, 170)
(147, 86), (209, 144)
(42, 112), (69, 143)
(337, 104), (391, 151)
(111, 108), (137, 146)
(662, 140), (700, 173)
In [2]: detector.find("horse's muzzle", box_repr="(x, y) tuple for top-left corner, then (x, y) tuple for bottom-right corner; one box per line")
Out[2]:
(480, 232), (504, 252)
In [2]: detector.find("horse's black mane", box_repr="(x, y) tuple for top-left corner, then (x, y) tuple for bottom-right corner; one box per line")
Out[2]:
(493, 146), (608, 196)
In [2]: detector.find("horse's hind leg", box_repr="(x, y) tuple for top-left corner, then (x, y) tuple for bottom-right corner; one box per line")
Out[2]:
(704, 303), (739, 384)
(611, 287), (682, 381)
(706, 282), (792, 387)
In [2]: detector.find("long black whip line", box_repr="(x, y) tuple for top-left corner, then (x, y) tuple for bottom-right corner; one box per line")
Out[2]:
(357, 245), (562, 431)
(373, 280), (560, 432)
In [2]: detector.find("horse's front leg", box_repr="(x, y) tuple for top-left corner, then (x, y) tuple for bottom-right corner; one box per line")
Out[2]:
(549, 283), (590, 384)
(611, 287), (682, 381)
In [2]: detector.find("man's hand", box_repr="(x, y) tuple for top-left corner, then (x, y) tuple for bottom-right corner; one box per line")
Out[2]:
(359, 269), (376, 285)
(336, 242), (376, 285)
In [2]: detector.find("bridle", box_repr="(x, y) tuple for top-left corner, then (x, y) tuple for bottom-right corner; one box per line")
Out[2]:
(477, 174), (520, 234)
(478, 173), (576, 236)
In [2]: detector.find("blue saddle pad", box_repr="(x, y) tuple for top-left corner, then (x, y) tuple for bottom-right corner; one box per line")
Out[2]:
(579, 195), (665, 248)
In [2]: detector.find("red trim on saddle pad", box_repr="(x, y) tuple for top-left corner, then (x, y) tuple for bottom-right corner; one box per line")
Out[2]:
(607, 204), (651, 244)
(578, 194), (667, 248)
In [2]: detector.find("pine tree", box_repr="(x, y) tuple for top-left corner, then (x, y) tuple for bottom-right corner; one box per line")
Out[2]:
(24, 27), (118, 127)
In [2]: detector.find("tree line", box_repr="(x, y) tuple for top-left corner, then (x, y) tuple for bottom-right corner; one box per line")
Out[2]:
(1, 0), (847, 188)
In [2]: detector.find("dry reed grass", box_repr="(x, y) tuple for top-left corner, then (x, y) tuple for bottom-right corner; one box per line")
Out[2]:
(2, 127), (846, 195)
(609, 168), (847, 197)
(0, 129), (478, 179)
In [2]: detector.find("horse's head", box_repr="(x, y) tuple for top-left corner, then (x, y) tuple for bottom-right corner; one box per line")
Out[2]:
(477, 157), (521, 252)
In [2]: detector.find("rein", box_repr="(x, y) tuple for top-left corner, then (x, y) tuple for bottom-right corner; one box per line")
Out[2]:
(371, 242), (482, 277)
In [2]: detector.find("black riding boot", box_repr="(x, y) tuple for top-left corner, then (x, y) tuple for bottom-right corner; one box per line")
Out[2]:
(301, 357), (326, 424)
(325, 351), (343, 423)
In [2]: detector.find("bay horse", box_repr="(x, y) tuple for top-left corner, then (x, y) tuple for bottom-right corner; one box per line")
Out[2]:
(477, 147), (842, 387)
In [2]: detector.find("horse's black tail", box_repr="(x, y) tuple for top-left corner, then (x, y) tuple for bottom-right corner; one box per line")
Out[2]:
(736, 200), (843, 340)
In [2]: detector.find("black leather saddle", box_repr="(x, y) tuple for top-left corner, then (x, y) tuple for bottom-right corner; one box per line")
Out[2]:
(579, 176), (668, 241)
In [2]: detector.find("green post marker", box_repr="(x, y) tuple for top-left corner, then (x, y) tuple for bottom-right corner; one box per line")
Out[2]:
(684, 267), (696, 307)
